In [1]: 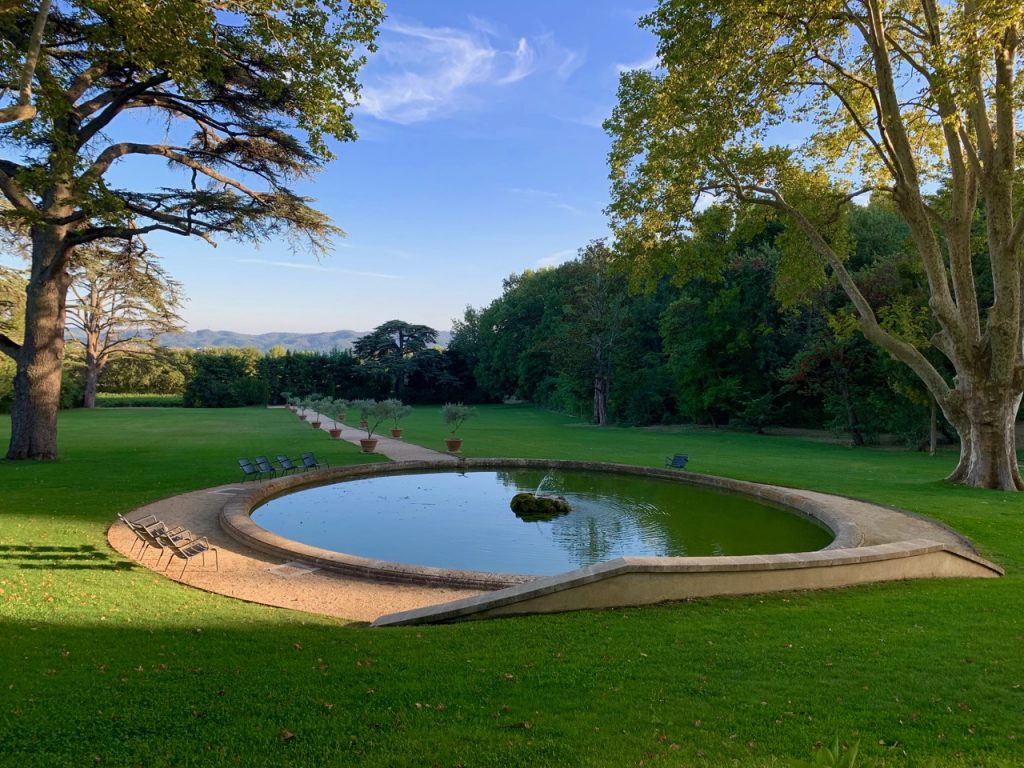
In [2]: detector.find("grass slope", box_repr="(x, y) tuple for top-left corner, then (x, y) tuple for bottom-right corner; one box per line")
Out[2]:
(1, 405), (1022, 767)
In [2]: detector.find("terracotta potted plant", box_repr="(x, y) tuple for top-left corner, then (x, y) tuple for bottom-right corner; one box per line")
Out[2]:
(351, 398), (370, 430)
(326, 398), (348, 439)
(383, 398), (412, 439)
(441, 402), (476, 453)
(306, 395), (325, 429)
(353, 399), (389, 453)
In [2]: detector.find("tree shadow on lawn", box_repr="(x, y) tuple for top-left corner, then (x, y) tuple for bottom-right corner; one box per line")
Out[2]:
(0, 543), (136, 571)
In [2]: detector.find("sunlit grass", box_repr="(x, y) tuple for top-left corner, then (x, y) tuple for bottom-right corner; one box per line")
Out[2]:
(1, 405), (1021, 767)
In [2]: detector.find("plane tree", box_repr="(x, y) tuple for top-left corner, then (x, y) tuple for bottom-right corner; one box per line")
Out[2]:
(0, 0), (383, 458)
(607, 0), (1024, 489)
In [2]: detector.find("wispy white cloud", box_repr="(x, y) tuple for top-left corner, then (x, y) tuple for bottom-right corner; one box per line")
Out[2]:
(615, 53), (660, 73)
(536, 248), (577, 269)
(234, 258), (402, 280)
(507, 186), (559, 199)
(557, 49), (584, 80)
(554, 202), (589, 216)
(507, 187), (591, 217)
(359, 19), (582, 124)
(558, 105), (614, 130)
(497, 38), (536, 85)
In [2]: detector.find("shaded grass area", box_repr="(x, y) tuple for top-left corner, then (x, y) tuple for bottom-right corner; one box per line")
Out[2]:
(95, 393), (184, 407)
(1, 406), (1023, 767)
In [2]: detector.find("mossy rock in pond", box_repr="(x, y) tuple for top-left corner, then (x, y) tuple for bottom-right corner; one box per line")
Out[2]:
(510, 493), (572, 522)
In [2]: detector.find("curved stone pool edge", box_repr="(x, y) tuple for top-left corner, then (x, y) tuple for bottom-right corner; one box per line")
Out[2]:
(220, 458), (1003, 611)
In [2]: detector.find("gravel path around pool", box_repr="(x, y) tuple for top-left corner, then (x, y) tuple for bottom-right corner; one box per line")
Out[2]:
(107, 409), (980, 624)
(106, 415), (481, 623)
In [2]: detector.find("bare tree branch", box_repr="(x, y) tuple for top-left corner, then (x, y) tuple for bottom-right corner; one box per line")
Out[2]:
(75, 73), (172, 147)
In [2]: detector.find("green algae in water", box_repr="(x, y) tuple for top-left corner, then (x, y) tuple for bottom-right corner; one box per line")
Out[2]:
(252, 469), (834, 576)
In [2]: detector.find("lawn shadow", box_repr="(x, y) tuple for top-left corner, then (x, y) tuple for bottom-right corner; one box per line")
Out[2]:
(0, 543), (136, 570)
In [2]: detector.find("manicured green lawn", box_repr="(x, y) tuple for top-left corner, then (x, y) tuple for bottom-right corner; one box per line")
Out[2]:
(1, 406), (1022, 767)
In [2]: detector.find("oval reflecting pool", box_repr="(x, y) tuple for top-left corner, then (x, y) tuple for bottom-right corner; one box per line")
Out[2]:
(251, 469), (834, 576)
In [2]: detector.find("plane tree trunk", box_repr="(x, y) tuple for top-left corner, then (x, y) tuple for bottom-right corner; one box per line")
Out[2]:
(944, 380), (1023, 491)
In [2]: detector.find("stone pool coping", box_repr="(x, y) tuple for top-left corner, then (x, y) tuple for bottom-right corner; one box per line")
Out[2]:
(220, 458), (996, 593)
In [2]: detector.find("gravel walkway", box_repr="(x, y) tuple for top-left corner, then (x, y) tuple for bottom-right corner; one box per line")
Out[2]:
(106, 414), (480, 624)
(108, 409), (976, 624)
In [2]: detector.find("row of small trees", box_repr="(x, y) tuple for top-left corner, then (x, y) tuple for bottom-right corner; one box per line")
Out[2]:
(283, 393), (476, 453)
(285, 395), (411, 438)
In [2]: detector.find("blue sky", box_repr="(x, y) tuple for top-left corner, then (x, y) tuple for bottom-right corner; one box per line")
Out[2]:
(148, 1), (659, 334)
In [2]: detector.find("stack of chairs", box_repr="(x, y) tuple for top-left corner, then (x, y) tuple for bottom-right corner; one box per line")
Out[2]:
(117, 513), (219, 576)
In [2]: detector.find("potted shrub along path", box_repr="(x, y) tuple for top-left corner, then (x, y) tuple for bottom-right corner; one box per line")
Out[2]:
(351, 399), (391, 453)
(306, 396), (326, 429)
(384, 399), (412, 439)
(442, 402), (476, 453)
(354, 398), (371, 431)
(325, 398), (348, 439)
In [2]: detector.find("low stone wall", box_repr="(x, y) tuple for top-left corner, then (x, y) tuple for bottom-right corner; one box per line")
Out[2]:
(373, 539), (1002, 626)
(220, 459), (858, 589)
(219, 458), (1003, 623)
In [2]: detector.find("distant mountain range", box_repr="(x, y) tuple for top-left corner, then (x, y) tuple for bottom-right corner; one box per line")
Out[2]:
(160, 328), (451, 353)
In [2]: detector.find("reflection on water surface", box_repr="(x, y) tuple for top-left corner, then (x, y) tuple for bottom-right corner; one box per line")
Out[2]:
(252, 469), (833, 576)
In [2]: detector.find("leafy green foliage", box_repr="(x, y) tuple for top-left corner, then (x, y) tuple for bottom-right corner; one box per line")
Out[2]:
(94, 393), (184, 407)
(98, 348), (193, 395)
(0, 265), (24, 410)
(441, 402), (476, 434)
(460, 203), (934, 440)
(352, 320), (438, 360)
(182, 348), (265, 408)
(381, 398), (412, 428)
(607, 0), (1024, 488)
(349, 397), (391, 438)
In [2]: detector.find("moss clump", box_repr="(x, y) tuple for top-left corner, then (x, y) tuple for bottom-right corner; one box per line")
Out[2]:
(510, 493), (572, 522)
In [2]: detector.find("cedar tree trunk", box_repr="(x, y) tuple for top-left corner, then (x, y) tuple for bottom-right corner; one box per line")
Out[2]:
(82, 347), (100, 409)
(7, 244), (70, 459)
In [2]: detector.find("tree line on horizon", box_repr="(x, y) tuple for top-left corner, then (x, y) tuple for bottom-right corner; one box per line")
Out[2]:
(2, 200), (951, 451)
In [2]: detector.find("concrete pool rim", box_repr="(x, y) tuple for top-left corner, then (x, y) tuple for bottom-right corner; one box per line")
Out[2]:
(219, 458), (988, 591)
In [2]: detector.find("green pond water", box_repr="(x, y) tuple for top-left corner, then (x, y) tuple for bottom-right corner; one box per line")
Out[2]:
(251, 469), (834, 576)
